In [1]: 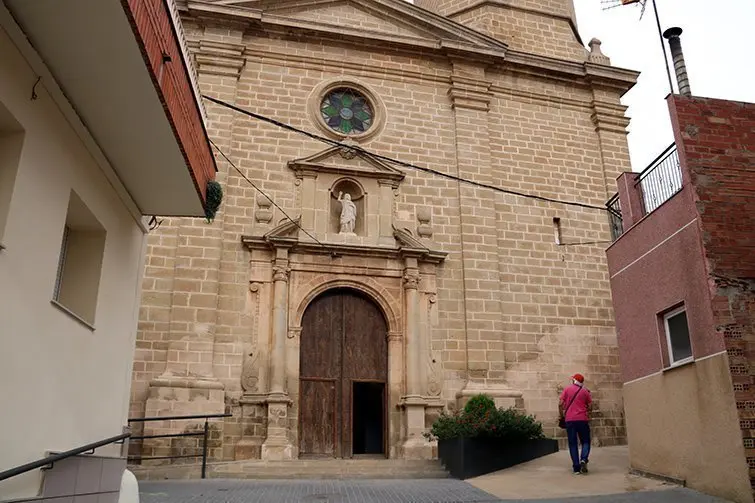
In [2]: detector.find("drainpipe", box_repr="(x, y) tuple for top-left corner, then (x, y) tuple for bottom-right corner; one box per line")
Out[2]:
(663, 27), (692, 97)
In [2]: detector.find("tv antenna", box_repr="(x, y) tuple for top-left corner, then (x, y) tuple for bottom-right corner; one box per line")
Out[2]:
(600, 0), (674, 94)
(601, 0), (647, 20)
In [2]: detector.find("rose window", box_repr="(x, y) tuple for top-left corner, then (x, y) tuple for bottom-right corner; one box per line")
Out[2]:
(320, 88), (373, 134)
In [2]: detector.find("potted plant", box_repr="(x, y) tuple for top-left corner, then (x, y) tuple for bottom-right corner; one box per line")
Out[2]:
(426, 394), (558, 479)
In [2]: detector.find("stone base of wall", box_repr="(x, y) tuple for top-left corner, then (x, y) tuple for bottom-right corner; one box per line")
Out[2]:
(138, 378), (225, 464)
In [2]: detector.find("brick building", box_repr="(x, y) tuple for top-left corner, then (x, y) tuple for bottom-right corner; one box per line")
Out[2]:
(606, 94), (755, 502)
(129, 0), (638, 463)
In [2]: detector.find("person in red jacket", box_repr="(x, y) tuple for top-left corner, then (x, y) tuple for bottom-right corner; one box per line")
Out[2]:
(559, 373), (593, 474)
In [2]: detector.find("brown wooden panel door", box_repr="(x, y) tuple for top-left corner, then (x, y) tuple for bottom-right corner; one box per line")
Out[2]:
(341, 293), (388, 456)
(300, 292), (342, 380)
(299, 379), (336, 457)
(299, 289), (387, 458)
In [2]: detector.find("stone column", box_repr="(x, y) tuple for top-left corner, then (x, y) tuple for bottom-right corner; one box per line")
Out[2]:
(261, 247), (293, 460)
(269, 249), (290, 396)
(405, 261), (421, 398)
(401, 256), (432, 458)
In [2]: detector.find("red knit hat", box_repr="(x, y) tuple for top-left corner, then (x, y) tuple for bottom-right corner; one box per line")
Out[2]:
(572, 373), (584, 383)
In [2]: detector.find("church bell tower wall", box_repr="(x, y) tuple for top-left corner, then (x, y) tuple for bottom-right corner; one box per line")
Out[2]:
(415, 0), (584, 61)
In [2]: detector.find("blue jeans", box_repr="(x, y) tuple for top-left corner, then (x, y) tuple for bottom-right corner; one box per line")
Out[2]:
(565, 421), (591, 472)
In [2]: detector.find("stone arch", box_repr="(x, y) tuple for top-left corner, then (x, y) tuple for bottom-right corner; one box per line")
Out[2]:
(292, 278), (400, 338)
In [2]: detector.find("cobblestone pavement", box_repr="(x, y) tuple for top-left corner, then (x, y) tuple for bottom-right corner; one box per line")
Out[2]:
(139, 480), (732, 503)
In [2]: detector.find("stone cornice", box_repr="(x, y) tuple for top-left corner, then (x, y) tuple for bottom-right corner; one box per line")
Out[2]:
(504, 50), (638, 97)
(241, 225), (447, 264)
(242, 236), (446, 264)
(184, 1), (638, 96)
(185, 0), (508, 60)
(585, 63), (640, 97)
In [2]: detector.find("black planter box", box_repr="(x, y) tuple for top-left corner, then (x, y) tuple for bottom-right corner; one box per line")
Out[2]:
(438, 437), (559, 479)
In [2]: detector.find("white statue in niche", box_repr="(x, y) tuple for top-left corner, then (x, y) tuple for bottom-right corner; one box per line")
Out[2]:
(337, 191), (357, 235)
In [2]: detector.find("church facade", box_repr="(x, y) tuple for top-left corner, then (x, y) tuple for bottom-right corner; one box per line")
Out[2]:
(130, 0), (638, 462)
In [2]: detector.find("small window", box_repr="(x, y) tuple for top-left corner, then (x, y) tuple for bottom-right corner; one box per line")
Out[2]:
(52, 192), (106, 327)
(664, 306), (692, 365)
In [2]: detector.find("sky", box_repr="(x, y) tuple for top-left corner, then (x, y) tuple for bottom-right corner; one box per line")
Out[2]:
(405, 0), (755, 171)
(573, 0), (755, 170)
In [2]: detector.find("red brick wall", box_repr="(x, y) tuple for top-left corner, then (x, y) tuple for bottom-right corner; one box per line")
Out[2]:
(669, 95), (755, 489)
(123, 0), (216, 203)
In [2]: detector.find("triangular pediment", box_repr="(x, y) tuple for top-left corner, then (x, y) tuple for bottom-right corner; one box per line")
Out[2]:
(265, 216), (301, 239)
(288, 145), (405, 183)
(188, 0), (508, 57)
(268, 1), (429, 40)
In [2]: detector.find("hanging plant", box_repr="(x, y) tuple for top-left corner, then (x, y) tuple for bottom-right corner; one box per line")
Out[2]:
(205, 180), (223, 223)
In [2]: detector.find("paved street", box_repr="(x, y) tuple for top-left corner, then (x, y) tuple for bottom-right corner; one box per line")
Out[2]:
(139, 480), (732, 503)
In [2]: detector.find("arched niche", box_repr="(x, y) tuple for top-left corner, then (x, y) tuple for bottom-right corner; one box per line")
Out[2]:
(329, 178), (365, 236)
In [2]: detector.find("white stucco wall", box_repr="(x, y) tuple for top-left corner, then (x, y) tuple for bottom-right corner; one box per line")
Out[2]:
(0, 24), (147, 499)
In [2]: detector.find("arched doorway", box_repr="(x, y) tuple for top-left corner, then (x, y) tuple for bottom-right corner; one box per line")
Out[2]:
(298, 288), (388, 458)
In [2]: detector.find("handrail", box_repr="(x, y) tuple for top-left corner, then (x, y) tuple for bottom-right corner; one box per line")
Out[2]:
(127, 413), (231, 478)
(128, 413), (231, 423)
(0, 433), (130, 483)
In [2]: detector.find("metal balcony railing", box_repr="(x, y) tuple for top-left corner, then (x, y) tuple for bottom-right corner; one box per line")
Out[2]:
(606, 193), (623, 241)
(636, 144), (682, 215)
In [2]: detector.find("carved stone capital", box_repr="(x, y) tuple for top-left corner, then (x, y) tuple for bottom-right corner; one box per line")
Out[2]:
(272, 265), (290, 282)
(403, 269), (420, 290)
(448, 75), (493, 112)
(590, 100), (631, 134)
(192, 40), (246, 79)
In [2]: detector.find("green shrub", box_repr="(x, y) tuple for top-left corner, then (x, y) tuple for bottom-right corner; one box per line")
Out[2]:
(425, 394), (545, 442)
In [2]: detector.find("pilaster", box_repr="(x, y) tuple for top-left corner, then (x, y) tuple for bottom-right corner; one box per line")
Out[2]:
(401, 256), (432, 458)
(144, 31), (246, 439)
(447, 60), (504, 391)
(261, 247), (294, 459)
(586, 64), (633, 200)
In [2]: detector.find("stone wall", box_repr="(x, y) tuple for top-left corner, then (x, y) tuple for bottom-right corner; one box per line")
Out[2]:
(129, 0), (635, 462)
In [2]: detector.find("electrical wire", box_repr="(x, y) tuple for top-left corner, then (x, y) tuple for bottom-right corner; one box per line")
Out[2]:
(558, 240), (614, 247)
(201, 94), (611, 213)
(208, 138), (328, 248)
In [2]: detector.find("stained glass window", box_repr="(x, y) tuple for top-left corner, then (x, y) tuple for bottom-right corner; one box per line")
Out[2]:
(320, 88), (373, 134)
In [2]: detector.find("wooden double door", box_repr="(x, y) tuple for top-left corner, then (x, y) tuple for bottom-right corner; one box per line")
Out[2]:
(298, 289), (388, 458)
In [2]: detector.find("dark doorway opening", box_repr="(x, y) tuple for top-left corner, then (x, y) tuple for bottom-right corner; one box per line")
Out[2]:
(352, 381), (385, 456)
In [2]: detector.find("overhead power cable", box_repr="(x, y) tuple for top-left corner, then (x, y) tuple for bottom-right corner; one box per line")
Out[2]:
(208, 138), (328, 249)
(201, 94), (610, 213)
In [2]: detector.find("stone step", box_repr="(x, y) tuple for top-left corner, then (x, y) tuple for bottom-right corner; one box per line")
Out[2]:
(131, 459), (450, 481)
